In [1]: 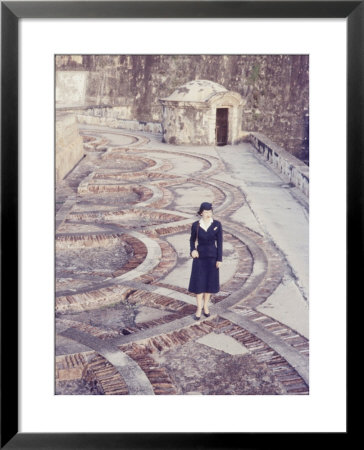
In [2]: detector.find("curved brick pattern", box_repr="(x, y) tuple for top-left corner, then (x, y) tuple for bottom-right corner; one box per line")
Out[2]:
(56, 284), (134, 313)
(185, 178), (227, 211)
(100, 154), (156, 171)
(153, 160), (174, 173)
(58, 304), (187, 343)
(78, 182), (155, 201)
(111, 234), (148, 278)
(127, 134), (150, 147)
(55, 351), (101, 395)
(59, 327), (155, 395)
(80, 129), (146, 147)
(82, 135), (109, 152)
(143, 221), (190, 237)
(58, 318), (123, 340)
(221, 222), (288, 309)
(56, 344), (177, 395)
(56, 352), (89, 382)
(213, 317), (308, 394)
(160, 150), (223, 177)
(81, 135), (97, 145)
(146, 149), (212, 173)
(158, 186), (176, 209)
(195, 154), (226, 178)
(188, 178), (247, 222)
(126, 290), (193, 315)
(58, 285), (196, 341)
(118, 319), (215, 355)
(56, 126), (309, 395)
(93, 171), (179, 184)
(82, 353), (129, 395)
(220, 232), (254, 294)
(92, 171), (187, 184)
(55, 233), (145, 296)
(92, 145), (142, 156)
(68, 209), (185, 228)
(123, 349), (178, 395)
(148, 178), (188, 190)
(117, 315), (307, 394)
(56, 232), (127, 250)
(136, 238), (177, 284)
(116, 310), (192, 339)
(131, 148), (233, 182)
(209, 179), (247, 217)
(232, 307), (309, 356)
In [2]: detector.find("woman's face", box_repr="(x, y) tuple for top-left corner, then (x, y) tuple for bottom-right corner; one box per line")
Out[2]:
(201, 209), (212, 220)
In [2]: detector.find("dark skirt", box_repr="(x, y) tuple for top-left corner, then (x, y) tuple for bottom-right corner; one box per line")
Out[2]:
(188, 257), (220, 294)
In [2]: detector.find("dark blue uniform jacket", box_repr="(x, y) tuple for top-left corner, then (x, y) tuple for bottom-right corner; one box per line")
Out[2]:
(189, 220), (223, 262)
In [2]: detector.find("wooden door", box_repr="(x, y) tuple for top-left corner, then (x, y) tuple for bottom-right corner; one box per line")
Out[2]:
(216, 108), (228, 146)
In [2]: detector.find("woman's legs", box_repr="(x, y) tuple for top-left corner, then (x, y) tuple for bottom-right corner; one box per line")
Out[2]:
(203, 293), (211, 314)
(195, 293), (211, 318)
(196, 293), (203, 317)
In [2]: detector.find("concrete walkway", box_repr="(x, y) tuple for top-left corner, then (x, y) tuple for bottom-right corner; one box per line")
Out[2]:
(215, 143), (309, 337)
(216, 143), (309, 300)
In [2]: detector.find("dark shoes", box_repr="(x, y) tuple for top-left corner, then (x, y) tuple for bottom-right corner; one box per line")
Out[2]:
(194, 311), (210, 320)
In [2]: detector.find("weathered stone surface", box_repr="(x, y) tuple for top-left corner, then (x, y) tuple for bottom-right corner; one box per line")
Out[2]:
(159, 80), (245, 146)
(56, 112), (84, 182)
(56, 379), (98, 395)
(55, 55), (309, 160)
(153, 340), (286, 395)
(134, 307), (172, 324)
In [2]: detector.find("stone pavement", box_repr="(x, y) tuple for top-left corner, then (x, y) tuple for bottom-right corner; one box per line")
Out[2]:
(55, 125), (309, 395)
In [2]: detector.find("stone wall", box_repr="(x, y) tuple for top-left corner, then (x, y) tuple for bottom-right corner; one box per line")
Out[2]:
(56, 71), (88, 107)
(248, 132), (309, 197)
(162, 104), (209, 145)
(67, 106), (163, 134)
(56, 112), (84, 182)
(56, 55), (309, 162)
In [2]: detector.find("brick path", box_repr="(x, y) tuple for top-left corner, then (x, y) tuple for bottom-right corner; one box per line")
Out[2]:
(55, 125), (309, 395)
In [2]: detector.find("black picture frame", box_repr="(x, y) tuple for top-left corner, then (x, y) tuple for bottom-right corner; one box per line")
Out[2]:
(1, 1), (356, 448)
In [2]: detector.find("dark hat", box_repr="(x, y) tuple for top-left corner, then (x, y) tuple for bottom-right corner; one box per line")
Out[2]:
(199, 202), (212, 212)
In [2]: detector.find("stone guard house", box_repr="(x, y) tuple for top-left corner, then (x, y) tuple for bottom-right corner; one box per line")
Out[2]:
(159, 80), (245, 146)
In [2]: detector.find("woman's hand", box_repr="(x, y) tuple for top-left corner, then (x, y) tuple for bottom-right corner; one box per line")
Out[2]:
(191, 250), (199, 258)
(216, 261), (222, 269)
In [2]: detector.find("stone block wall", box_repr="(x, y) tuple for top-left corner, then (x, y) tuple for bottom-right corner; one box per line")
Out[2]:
(72, 106), (162, 134)
(55, 55), (309, 162)
(56, 71), (88, 107)
(56, 112), (84, 182)
(162, 105), (210, 145)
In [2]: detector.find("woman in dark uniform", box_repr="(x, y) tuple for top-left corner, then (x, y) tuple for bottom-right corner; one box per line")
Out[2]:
(188, 202), (223, 320)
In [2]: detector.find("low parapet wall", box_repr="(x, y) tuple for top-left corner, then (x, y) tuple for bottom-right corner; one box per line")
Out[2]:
(57, 106), (163, 135)
(248, 132), (309, 197)
(56, 113), (84, 182)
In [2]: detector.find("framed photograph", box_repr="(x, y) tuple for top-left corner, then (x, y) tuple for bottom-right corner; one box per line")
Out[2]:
(2, 1), (356, 448)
